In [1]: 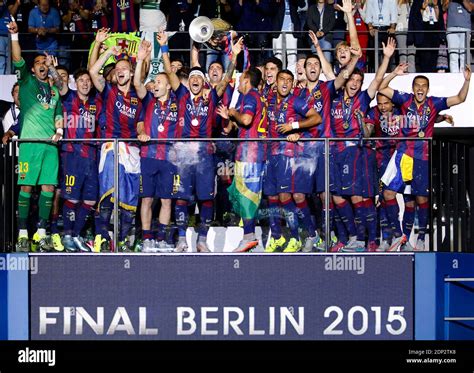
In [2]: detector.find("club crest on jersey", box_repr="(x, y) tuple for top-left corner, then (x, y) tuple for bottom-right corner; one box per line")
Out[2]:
(282, 102), (288, 111)
(170, 103), (177, 112)
(313, 90), (321, 99)
(131, 97), (138, 106)
(89, 105), (96, 114)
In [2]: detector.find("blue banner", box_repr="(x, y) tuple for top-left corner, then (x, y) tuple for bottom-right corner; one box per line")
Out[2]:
(30, 254), (414, 340)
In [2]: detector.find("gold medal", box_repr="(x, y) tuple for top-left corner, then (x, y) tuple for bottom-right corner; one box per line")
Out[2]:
(418, 131), (425, 138)
(42, 103), (49, 110)
(343, 122), (350, 130)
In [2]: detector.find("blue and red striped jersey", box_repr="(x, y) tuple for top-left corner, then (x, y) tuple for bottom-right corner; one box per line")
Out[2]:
(110, 0), (137, 32)
(62, 89), (100, 159)
(331, 90), (372, 151)
(174, 83), (219, 155)
(98, 83), (142, 142)
(267, 93), (310, 157)
(392, 91), (448, 160)
(294, 80), (336, 138)
(366, 106), (401, 168)
(138, 91), (179, 161)
(234, 88), (267, 163)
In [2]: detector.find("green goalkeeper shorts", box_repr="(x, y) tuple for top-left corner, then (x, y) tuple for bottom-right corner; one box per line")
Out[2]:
(17, 143), (59, 186)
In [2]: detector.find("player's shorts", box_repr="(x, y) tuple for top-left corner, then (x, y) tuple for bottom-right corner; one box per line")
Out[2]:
(333, 145), (377, 198)
(381, 151), (429, 196)
(17, 143), (58, 186)
(313, 142), (338, 194)
(140, 157), (176, 199)
(60, 151), (98, 201)
(263, 153), (315, 196)
(171, 152), (215, 201)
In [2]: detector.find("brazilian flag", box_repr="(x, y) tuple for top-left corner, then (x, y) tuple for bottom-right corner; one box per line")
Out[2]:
(227, 161), (264, 219)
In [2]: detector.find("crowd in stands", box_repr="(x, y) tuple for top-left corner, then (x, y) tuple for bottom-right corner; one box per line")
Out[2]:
(0, 0), (473, 75)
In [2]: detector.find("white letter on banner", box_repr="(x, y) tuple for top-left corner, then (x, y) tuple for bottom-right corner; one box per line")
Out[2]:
(223, 307), (244, 335)
(39, 307), (60, 335)
(177, 307), (196, 335)
(201, 307), (219, 335)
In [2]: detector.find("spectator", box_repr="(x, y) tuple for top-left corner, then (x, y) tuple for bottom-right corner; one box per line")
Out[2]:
(28, 0), (61, 55)
(233, 0), (276, 66)
(160, 0), (197, 66)
(436, 0), (449, 71)
(273, 0), (304, 73)
(62, 0), (91, 71)
(396, 0), (416, 72)
(446, 0), (473, 72)
(90, 0), (110, 31)
(2, 82), (19, 134)
(199, 0), (234, 24)
(365, 0), (398, 67)
(413, 0), (444, 72)
(110, 0), (139, 32)
(306, 0), (336, 63)
(330, 0), (348, 50)
(0, 0), (12, 74)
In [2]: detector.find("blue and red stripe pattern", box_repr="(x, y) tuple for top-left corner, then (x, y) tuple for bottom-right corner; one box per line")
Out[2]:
(138, 91), (179, 161)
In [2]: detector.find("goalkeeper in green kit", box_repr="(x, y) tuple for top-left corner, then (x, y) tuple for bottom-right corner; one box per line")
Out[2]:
(5, 20), (64, 252)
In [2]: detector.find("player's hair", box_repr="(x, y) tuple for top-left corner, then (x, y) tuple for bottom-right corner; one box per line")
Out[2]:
(376, 92), (392, 101)
(412, 75), (430, 88)
(177, 66), (190, 81)
(170, 57), (184, 65)
(208, 61), (224, 72)
(115, 57), (132, 69)
(304, 54), (321, 68)
(297, 53), (308, 61)
(156, 72), (170, 82)
(350, 68), (364, 82)
(55, 65), (69, 74)
(277, 69), (294, 81)
(73, 68), (90, 81)
(102, 63), (116, 79)
(11, 82), (19, 96)
(264, 56), (283, 71)
(335, 41), (350, 52)
(244, 67), (262, 88)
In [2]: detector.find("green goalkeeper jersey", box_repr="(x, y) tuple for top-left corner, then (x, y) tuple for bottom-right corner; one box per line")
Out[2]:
(13, 59), (63, 139)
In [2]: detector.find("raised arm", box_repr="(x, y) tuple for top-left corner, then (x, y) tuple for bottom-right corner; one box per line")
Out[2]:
(378, 61), (409, 99)
(156, 31), (180, 92)
(88, 28), (109, 70)
(7, 21), (21, 62)
(45, 53), (68, 96)
(134, 40), (152, 100)
(367, 37), (396, 99)
(337, 0), (361, 51)
(191, 42), (201, 68)
(446, 66), (471, 107)
(215, 37), (244, 98)
(89, 45), (120, 93)
(309, 30), (336, 80)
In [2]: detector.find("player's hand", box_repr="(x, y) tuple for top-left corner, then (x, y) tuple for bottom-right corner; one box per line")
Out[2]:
(308, 30), (319, 48)
(51, 133), (62, 143)
(108, 45), (121, 56)
(335, 0), (353, 13)
(138, 134), (151, 142)
(463, 65), (471, 81)
(95, 27), (110, 43)
(277, 123), (294, 134)
(44, 52), (53, 67)
(287, 133), (300, 143)
(137, 40), (152, 61)
(382, 37), (397, 58)
(2, 132), (13, 145)
(231, 36), (244, 58)
(7, 20), (18, 34)
(443, 114), (454, 126)
(217, 104), (230, 120)
(156, 31), (168, 46)
(350, 46), (362, 59)
(393, 62), (409, 76)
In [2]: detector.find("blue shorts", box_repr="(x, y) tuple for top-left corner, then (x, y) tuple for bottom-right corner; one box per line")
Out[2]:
(140, 157), (176, 199)
(60, 151), (98, 201)
(333, 146), (377, 198)
(172, 154), (215, 201)
(263, 154), (315, 196)
(314, 142), (338, 194)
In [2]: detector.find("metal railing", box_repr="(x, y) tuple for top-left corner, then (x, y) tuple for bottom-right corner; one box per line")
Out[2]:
(1, 136), (434, 253)
(4, 29), (473, 74)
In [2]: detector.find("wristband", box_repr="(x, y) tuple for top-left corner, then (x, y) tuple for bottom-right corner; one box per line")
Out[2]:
(11, 33), (18, 41)
(56, 128), (64, 136)
(291, 121), (300, 130)
(161, 45), (169, 53)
